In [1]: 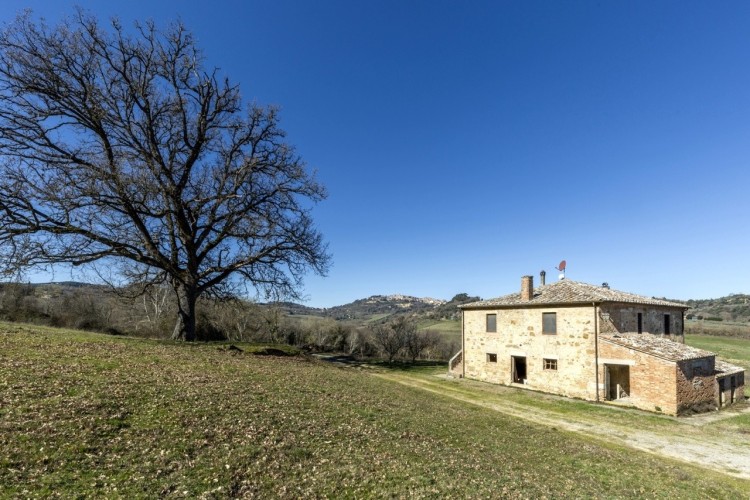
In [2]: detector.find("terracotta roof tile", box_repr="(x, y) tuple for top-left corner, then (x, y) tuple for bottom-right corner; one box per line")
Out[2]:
(459, 280), (687, 309)
(715, 359), (746, 376)
(600, 333), (713, 361)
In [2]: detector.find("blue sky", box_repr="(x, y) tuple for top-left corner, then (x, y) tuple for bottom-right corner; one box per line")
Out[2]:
(3, 1), (750, 306)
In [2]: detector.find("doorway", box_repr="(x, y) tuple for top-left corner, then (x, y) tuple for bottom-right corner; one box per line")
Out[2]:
(512, 356), (527, 384)
(605, 364), (630, 400)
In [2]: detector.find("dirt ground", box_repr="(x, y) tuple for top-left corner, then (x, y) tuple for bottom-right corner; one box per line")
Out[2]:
(376, 371), (750, 480)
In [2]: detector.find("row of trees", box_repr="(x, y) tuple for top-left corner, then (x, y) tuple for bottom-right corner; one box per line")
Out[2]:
(0, 283), (458, 361)
(371, 316), (441, 363)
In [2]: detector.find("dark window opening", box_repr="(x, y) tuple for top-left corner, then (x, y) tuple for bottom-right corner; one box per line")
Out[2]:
(637, 313), (643, 334)
(486, 314), (497, 333)
(692, 359), (706, 376)
(542, 312), (557, 334)
(543, 358), (558, 371)
(486, 353), (497, 363)
(664, 314), (671, 335)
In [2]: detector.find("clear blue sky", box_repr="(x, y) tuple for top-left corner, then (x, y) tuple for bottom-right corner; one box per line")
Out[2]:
(3, 1), (749, 306)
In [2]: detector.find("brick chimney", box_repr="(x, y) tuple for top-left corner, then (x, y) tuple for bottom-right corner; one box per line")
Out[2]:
(540, 270), (546, 286)
(521, 275), (534, 301)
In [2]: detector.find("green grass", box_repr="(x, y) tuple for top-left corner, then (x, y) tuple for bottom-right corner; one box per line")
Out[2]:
(685, 334), (749, 398)
(1, 323), (749, 498)
(382, 365), (678, 428)
(417, 319), (461, 343)
(685, 334), (750, 366)
(364, 313), (392, 323)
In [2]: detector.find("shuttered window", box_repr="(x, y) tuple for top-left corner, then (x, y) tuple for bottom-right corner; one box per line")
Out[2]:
(542, 312), (557, 334)
(486, 314), (497, 333)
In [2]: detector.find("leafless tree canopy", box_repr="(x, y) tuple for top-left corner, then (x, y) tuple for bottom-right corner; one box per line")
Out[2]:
(0, 10), (330, 340)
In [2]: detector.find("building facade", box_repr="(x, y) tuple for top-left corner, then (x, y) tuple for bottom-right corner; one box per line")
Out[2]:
(451, 275), (745, 415)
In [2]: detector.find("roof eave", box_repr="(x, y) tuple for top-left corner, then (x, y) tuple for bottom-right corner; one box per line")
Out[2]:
(460, 300), (688, 310)
(600, 336), (714, 362)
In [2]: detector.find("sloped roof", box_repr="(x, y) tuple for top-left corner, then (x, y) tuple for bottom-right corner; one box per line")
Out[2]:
(600, 333), (713, 362)
(715, 359), (746, 376)
(459, 280), (688, 309)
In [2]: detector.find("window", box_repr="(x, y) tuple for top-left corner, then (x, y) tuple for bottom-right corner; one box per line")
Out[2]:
(542, 312), (556, 334)
(543, 358), (558, 370)
(692, 359), (707, 377)
(486, 313), (497, 333)
(637, 313), (642, 334)
(664, 314), (671, 335)
(486, 353), (497, 363)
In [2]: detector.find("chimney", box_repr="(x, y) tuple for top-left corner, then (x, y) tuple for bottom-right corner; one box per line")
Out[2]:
(540, 270), (546, 286)
(521, 275), (534, 301)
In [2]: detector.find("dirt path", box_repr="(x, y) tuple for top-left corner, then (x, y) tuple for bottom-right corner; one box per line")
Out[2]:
(376, 371), (750, 480)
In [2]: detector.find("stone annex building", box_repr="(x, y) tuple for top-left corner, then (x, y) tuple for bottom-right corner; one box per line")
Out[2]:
(449, 274), (746, 415)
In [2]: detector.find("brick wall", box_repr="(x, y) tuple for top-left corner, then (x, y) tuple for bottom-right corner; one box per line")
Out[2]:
(598, 340), (677, 414)
(597, 340), (719, 415)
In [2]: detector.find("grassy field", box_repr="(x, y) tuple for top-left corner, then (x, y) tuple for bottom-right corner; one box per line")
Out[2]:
(685, 334), (749, 398)
(2, 323), (749, 498)
(417, 319), (460, 333)
(686, 334), (750, 366)
(417, 319), (461, 344)
(685, 319), (750, 338)
(364, 313), (392, 323)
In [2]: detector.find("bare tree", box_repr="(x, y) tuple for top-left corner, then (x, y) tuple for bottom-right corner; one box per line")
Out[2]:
(373, 323), (407, 363)
(405, 328), (439, 363)
(207, 299), (263, 342)
(347, 327), (375, 359)
(133, 284), (174, 335)
(0, 10), (330, 340)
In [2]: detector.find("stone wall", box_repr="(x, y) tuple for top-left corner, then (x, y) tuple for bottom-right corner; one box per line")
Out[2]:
(461, 301), (719, 415)
(599, 304), (685, 339)
(676, 357), (718, 414)
(462, 304), (597, 400)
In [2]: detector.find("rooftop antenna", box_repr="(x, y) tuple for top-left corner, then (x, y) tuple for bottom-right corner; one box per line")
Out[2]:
(555, 260), (566, 280)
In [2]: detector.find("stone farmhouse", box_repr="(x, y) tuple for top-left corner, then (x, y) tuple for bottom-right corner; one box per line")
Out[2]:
(449, 275), (746, 415)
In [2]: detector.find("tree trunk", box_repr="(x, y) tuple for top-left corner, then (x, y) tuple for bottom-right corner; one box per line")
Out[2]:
(171, 284), (198, 341)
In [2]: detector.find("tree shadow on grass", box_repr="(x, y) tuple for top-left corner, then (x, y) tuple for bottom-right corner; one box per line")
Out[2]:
(370, 360), (446, 372)
(312, 354), (446, 373)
